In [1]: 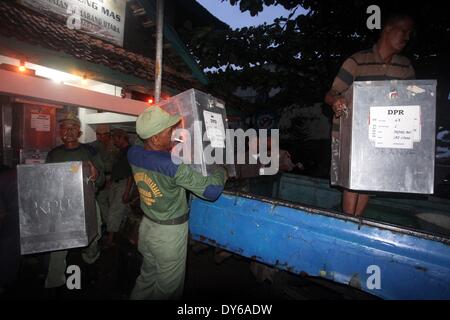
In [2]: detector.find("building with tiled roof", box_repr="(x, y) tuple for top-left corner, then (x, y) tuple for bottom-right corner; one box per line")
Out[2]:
(0, 0), (234, 95)
(0, 0), (237, 165)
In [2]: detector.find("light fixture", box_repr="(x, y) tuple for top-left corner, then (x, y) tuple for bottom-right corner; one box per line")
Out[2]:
(18, 60), (26, 72)
(147, 98), (154, 104)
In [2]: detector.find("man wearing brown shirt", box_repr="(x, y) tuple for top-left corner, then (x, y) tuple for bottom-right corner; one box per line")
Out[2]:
(325, 13), (415, 216)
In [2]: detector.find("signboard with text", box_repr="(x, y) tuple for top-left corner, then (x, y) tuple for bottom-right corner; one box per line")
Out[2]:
(19, 0), (126, 47)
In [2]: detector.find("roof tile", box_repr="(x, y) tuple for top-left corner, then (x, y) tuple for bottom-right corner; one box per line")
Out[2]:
(0, 1), (200, 92)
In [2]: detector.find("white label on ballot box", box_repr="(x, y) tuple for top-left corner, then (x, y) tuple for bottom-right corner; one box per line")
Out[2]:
(369, 105), (421, 149)
(203, 110), (226, 148)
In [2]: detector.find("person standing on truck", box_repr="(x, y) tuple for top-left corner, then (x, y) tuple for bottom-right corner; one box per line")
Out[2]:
(45, 112), (104, 292)
(324, 13), (415, 216)
(127, 106), (228, 300)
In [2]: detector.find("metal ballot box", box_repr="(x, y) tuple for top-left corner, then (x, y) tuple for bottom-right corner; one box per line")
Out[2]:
(17, 161), (98, 254)
(331, 80), (436, 194)
(157, 88), (236, 177)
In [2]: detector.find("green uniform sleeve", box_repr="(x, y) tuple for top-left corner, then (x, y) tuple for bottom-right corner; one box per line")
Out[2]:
(174, 164), (226, 201)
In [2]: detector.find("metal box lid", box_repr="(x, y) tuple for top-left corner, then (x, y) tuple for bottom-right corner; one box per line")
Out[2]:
(17, 161), (98, 254)
(331, 80), (437, 194)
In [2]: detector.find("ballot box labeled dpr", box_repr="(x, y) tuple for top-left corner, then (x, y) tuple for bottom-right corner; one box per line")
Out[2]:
(331, 80), (437, 194)
(17, 161), (98, 254)
(156, 88), (236, 177)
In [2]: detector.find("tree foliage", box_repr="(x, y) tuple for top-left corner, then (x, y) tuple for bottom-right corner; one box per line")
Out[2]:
(180, 0), (450, 113)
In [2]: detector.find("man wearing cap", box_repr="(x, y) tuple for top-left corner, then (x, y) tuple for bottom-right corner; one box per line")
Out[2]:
(104, 129), (133, 246)
(44, 112), (104, 290)
(127, 106), (228, 300)
(90, 124), (118, 227)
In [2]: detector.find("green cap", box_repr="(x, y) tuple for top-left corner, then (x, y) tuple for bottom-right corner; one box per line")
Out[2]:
(59, 112), (81, 127)
(136, 106), (181, 139)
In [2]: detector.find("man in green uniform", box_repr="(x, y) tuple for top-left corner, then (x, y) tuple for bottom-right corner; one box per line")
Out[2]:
(127, 106), (228, 300)
(89, 124), (117, 226)
(104, 128), (133, 246)
(45, 112), (104, 289)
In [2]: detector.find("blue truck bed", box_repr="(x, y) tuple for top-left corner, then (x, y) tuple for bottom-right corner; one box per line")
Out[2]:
(189, 174), (450, 299)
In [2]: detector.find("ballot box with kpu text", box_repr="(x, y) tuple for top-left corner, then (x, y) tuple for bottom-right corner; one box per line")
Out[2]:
(331, 80), (436, 194)
(17, 161), (98, 254)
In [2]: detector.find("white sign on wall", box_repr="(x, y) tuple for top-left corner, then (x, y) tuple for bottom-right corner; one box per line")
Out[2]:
(31, 113), (51, 132)
(19, 0), (126, 47)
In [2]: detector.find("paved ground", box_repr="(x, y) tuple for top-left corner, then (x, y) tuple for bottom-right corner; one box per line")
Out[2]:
(2, 233), (378, 300)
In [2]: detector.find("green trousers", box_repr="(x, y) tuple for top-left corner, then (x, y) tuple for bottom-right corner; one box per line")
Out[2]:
(130, 217), (188, 300)
(44, 202), (102, 288)
(96, 183), (111, 225)
(106, 179), (129, 233)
